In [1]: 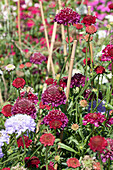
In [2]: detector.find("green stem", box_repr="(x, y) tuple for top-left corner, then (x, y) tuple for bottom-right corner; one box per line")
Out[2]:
(111, 60), (113, 95)
(98, 151), (103, 170)
(18, 88), (20, 98)
(96, 75), (100, 107)
(85, 43), (88, 86)
(88, 35), (93, 77)
(46, 147), (48, 170)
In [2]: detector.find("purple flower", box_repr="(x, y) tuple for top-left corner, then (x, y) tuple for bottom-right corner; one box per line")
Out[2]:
(5, 114), (36, 137)
(83, 112), (106, 127)
(53, 7), (80, 26)
(41, 110), (68, 130)
(30, 52), (46, 64)
(70, 73), (86, 88)
(11, 98), (37, 119)
(88, 99), (106, 113)
(0, 148), (4, 158)
(41, 84), (66, 107)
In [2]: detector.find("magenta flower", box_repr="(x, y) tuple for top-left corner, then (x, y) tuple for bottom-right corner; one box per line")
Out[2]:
(83, 112), (106, 127)
(53, 7), (80, 26)
(101, 44), (113, 61)
(70, 73), (86, 88)
(30, 52), (46, 64)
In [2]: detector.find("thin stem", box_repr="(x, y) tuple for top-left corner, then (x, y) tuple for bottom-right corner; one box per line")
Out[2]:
(46, 147), (48, 170)
(96, 75), (100, 107)
(67, 25), (71, 56)
(98, 151), (103, 170)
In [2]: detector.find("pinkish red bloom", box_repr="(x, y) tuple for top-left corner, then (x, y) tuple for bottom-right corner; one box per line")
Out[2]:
(65, 36), (73, 43)
(83, 112), (106, 127)
(93, 162), (101, 170)
(81, 15), (96, 26)
(25, 62), (32, 67)
(53, 7), (80, 26)
(74, 23), (83, 29)
(88, 136), (108, 153)
(39, 101), (52, 110)
(17, 136), (32, 148)
(25, 156), (40, 168)
(27, 20), (35, 28)
(12, 77), (26, 89)
(67, 158), (80, 168)
(59, 77), (67, 88)
(19, 64), (25, 69)
(1, 104), (12, 117)
(40, 133), (55, 146)
(94, 66), (105, 74)
(101, 44), (113, 61)
(82, 47), (89, 53)
(1, 168), (10, 170)
(49, 119), (62, 129)
(86, 25), (97, 34)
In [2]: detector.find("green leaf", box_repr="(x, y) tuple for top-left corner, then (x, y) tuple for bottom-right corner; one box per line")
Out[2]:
(58, 143), (78, 154)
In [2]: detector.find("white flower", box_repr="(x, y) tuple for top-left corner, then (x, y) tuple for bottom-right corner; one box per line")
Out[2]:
(5, 64), (15, 71)
(97, 30), (106, 39)
(0, 69), (3, 75)
(105, 15), (113, 22)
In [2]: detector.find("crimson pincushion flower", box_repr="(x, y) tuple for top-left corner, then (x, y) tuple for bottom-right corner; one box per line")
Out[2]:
(17, 136), (32, 148)
(101, 44), (113, 61)
(81, 15), (96, 26)
(67, 158), (80, 168)
(30, 52), (46, 64)
(1, 168), (10, 170)
(70, 73), (86, 88)
(41, 84), (66, 107)
(108, 3), (113, 10)
(25, 156), (40, 168)
(19, 91), (38, 104)
(12, 77), (26, 89)
(1, 104), (12, 117)
(45, 78), (57, 85)
(41, 110), (68, 130)
(53, 7), (80, 26)
(11, 98), (37, 119)
(88, 136), (108, 153)
(39, 133), (55, 146)
(83, 58), (93, 66)
(86, 25), (97, 34)
(94, 66), (105, 74)
(83, 112), (106, 127)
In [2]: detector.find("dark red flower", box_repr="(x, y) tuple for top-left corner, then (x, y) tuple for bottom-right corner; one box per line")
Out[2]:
(39, 101), (52, 110)
(88, 136), (108, 153)
(74, 23), (83, 29)
(41, 165), (55, 170)
(108, 3), (113, 10)
(86, 25), (97, 34)
(70, 73), (86, 88)
(67, 158), (80, 168)
(49, 119), (62, 129)
(1, 104), (12, 117)
(94, 66), (105, 74)
(17, 136), (32, 148)
(101, 44), (113, 61)
(83, 89), (96, 100)
(81, 15), (96, 26)
(40, 133), (55, 146)
(25, 156), (40, 168)
(59, 77), (67, 88)
(83, 58), (93, 66)
(19, 91), (38, 104)
(82, 47), (89, 53)
(45, 78), (57, 85)
(12, 77), (26, 89)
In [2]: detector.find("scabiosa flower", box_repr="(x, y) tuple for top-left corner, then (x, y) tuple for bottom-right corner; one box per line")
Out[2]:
(83, 112), (106, 127)
(1, 168), (10, 170)
(30, 52), (46, 64)
(86, 25), (97, 34)
(67, 158), (80, 168)
(94, 66), (105, 74)
(70, 73), (86, 88)
(88, 136), (108, 153)
(53, 7), (80, 26)
(74, 23), (83, 29)
(11, 98), (37, 119)
(41, 110), (68, 130)
(81, 15), (96, 26)
(108, 3), (113, 10)
(5, 114), (36, 136)
(41, 165), (55, 170)
(93, 162), (101, 170)
(19, 64), (25, 69)
(41, 84), (66, 107)
(45, 78), (57, 86)
(82, 47), (89, 53)
(0, 130), (10, 148)
(71, 124), (79, 131)
(59, 77), (67, 89)
(83, 58), (93, 66)
(1, 104), (12, 117)
(39, 101), (52, 110)
(83, 89), (95, 100)
(17, 136), (32, 148)
(19, 91), (38, 105)
(25, 156), (40, 168)
(5, 64), (15, 71)
(105, 117), (113, 127)
(12, 77), (26, 89)
(79, 100), (87, 107)
(0, 148), (4, 158)
(101, 44), (113, 61)
(65, 36), (73, 43)
(40, 133), (55, 146)
(49, 119), (62, 129)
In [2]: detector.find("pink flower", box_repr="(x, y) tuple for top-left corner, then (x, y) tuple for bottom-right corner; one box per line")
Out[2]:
(27, 20), (35, 28)
(40, 133), (55, 146)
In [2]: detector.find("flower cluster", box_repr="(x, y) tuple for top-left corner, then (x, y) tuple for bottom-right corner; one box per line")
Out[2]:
(30, 52), (46, 64)
(101, 44), (113, 61)
(12, 77), (26, 89)
(4, 114), (36, 137)
(83, 112), (106, 127)
(41, 110), (68, 130)
(70, 73), (86, 88)
(40, 133), (55, 146)
(17, 136), (32, 148)
(81, 15), (96, 26)
(41, 84), (66, 107)
(19, 91), (38, 104)
(11, 98), (37, 119)
(66, 158), (80, 168)
(53, 7), (80, 26)
(94, 66), (105, 74)
(25, 156), (40, 168)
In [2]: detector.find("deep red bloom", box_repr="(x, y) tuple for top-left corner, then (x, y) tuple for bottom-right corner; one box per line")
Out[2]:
(94, 66), (105, 74)
(12, 77), (26, 89)
(1, 104), (12, 117)
(86, 25), (97, 34)
(59, 77), (67, 88)
(88, 136), (108, 153)
(67, 158), (80, 168)
(39, 101), (51, 110)
(41, 165), (55, 170)
(108, 3), (113, 10)
(45, 78), (57, 85)
(82, 47), (89, 53)
(83, 58), (93, 66)
(17, 136), (32, 148)
(2, 168), (10, 170)
(19, 91), (38, 104)
(49, 119), (62, 129)
(74, 23), (83, 29)
(81, 15), (96, 26)
(25, 156), (40, 168)
(40, 133), (55, 146)
(101, 44), (113, 61)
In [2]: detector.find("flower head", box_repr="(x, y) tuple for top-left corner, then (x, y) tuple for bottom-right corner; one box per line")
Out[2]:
(86, 25), (97, 34)
(19, 91), (38, 105)
(53, 7), (80, 26)
(74, 23), (83, 29)
(12, 77), (26, 89)
(88, 136), (108, 153)
(81, 15), (96, 26)
(41, 165), (55, 170)
(41, 110), (68, 130)
(30, 52), (46, 64)
(40, 133), (55, 146)
(70, 73), (86, 88)
(17, 136), (32, 148)
(101, 44), (113, 61)
(83, 58), (93, 66)
(1, 168), (10, 170)
(41, 85), (66, 107)
(5, 64), (15, 71)
(83, 112), (106, 127)
(108, 3), (113, 10)
(71, 124), (79, 131)
(25, 156), (40, 168)
(79, 100), (87, 107)
(59, 77), (67, 88)
(1, 104), (12, 117)
(94, 66), (105, 74)
(5, 114), (36, 136)
(0, 130), (10, 148)
(67, 158), (80, 168)
(45, 78), (57, 86)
